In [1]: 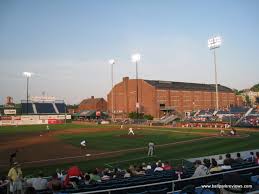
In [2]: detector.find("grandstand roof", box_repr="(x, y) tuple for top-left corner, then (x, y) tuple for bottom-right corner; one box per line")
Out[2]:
(144, 80), (233, 92)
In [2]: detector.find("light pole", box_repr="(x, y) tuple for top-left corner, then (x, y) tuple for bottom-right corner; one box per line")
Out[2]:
(208, 36), (222, 111)
(109, 59), (115, 121)
(131, 53), (141, 121)
(23, 72), (32, 115)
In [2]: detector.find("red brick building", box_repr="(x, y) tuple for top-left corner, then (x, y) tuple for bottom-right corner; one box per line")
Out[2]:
(77, 96), (107, 112)
(107, 77), (243, 118)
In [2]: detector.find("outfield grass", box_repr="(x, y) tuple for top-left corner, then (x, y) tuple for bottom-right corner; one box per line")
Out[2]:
(0, 123), (116, 134)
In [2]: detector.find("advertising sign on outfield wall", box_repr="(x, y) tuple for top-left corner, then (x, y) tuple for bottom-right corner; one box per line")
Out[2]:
(48, 119), (64, 124)
(21, 115), (40, 121)
(0, 114), (71, 126)
(4, 109), (17, 115)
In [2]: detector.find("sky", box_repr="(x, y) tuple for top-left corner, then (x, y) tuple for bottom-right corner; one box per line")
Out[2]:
(0, 0), (259, 104)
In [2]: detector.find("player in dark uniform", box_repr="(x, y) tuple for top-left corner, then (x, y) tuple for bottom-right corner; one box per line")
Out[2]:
(9, 149), (18, 166)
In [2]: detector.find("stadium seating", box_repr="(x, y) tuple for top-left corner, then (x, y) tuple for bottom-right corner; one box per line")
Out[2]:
(229, 107), (249, 114)
(55, 103), (67, 113)
(34, 103), (56, 114)
(21, 103), (34, 114)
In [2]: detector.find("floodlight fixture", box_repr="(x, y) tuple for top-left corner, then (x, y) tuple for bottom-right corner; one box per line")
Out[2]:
(23, 72), (32, 78)
(131, 53), (141, 63)
(208, 36), (222, 111)
(109, 59), (115, 121)
(208, 36), (222, 50)
(109, 59), (115, 65)
(23, 71), (33, 114)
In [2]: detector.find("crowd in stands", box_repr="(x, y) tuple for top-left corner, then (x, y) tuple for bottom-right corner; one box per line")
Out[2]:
(1, 151), (259, 194)
(192, 152), (259, 177)
(184, 107), (259, 127)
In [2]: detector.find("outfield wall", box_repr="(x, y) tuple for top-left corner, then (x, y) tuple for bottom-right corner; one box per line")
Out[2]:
(0, 115), (71, 126)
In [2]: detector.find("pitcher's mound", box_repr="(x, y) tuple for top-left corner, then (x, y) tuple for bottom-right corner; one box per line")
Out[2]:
(118, 134), (144, 139)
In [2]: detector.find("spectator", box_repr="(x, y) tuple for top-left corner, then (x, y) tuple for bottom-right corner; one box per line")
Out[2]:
(244, 152), (255, 162)
(84, 174), (91, 185)
(47, 173), (63, 190)
(124, 169), (132, 178)
(0, 176), (9, 194)
(154, 162), (164, 172)
(56, 169), (65, 181)
(217, 155), (224, 165)
(101, 170), (110, 181)
(203, 158), (211, 169)
(64, 166), (83, 187)
(26, 171), (48, 191)
(135, 165), (145, 175)
(52, 179), (66, 194)
(163, 161), (172, 171)
(210, 158), (222, 173)
(145, 164), (153, 174)
(192, 160), (209, 177)
(256, 152), (259, 165)
(7, 162), (23, 194)
(235, 153), (244, 164)
(175, 165), (184, 180)
(221, 159), (232, 170)
(224, 153), (235, 165)
(89, 169), (101, 183)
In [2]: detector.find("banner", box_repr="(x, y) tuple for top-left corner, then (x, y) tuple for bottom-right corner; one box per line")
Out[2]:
(48, 119), (64, 124)
(4, 109), (16, 115)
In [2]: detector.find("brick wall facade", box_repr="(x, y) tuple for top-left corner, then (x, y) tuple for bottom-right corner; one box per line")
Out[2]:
(107, 77), (244, 118)
(78, 96), (107, 112)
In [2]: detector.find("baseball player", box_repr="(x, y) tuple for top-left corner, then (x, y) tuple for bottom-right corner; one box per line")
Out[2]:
(220, 129), (225, 136)
(128, 127), (135, 135)
(80, 140), (87, 149)
(148, 142), (155, 156)
(46, 125), (50, 132)
(230, 128), (236, 136)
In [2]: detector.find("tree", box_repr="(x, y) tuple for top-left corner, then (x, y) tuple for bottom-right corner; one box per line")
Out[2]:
(128, 112), (144, 119)
(250, 83), (259, 92)
(233, 89), (243, 95)
(128, 112), (154, 120)
(245, 95), (251, 106)
(143, 114), (154, 120)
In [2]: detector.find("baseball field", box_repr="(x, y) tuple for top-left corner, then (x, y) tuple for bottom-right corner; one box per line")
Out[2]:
(0, 123), (259, 176)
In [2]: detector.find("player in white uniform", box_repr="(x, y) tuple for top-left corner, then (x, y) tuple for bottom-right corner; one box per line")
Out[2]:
(46, 125), (50, 132)
(148, 142), (155, 156)
(220, 129), (225, 136)
(80, 140), (87, 149)
(128, 128), (134, 135)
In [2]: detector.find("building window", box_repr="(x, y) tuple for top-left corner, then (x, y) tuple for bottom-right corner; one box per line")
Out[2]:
(160, 104), (165, 108)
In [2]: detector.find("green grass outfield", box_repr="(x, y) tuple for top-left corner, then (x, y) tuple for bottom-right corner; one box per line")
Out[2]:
(0, 123), (113, 134)
(1, 123), (259, 176)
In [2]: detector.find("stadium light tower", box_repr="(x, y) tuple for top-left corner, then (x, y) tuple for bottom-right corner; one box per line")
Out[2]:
(131, 53), (141, 120)
(23, 72), (32, 115)
(109, 59), (115, 121)
(208, 36), (222, 111)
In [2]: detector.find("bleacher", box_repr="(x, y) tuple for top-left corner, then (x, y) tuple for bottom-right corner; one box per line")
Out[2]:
(21, 102), (34, 114)
(230, 107), (249, 114)
(21, 98), (67, 115)
(55, 103), (66, 113)
(34, 103), (56, 114)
